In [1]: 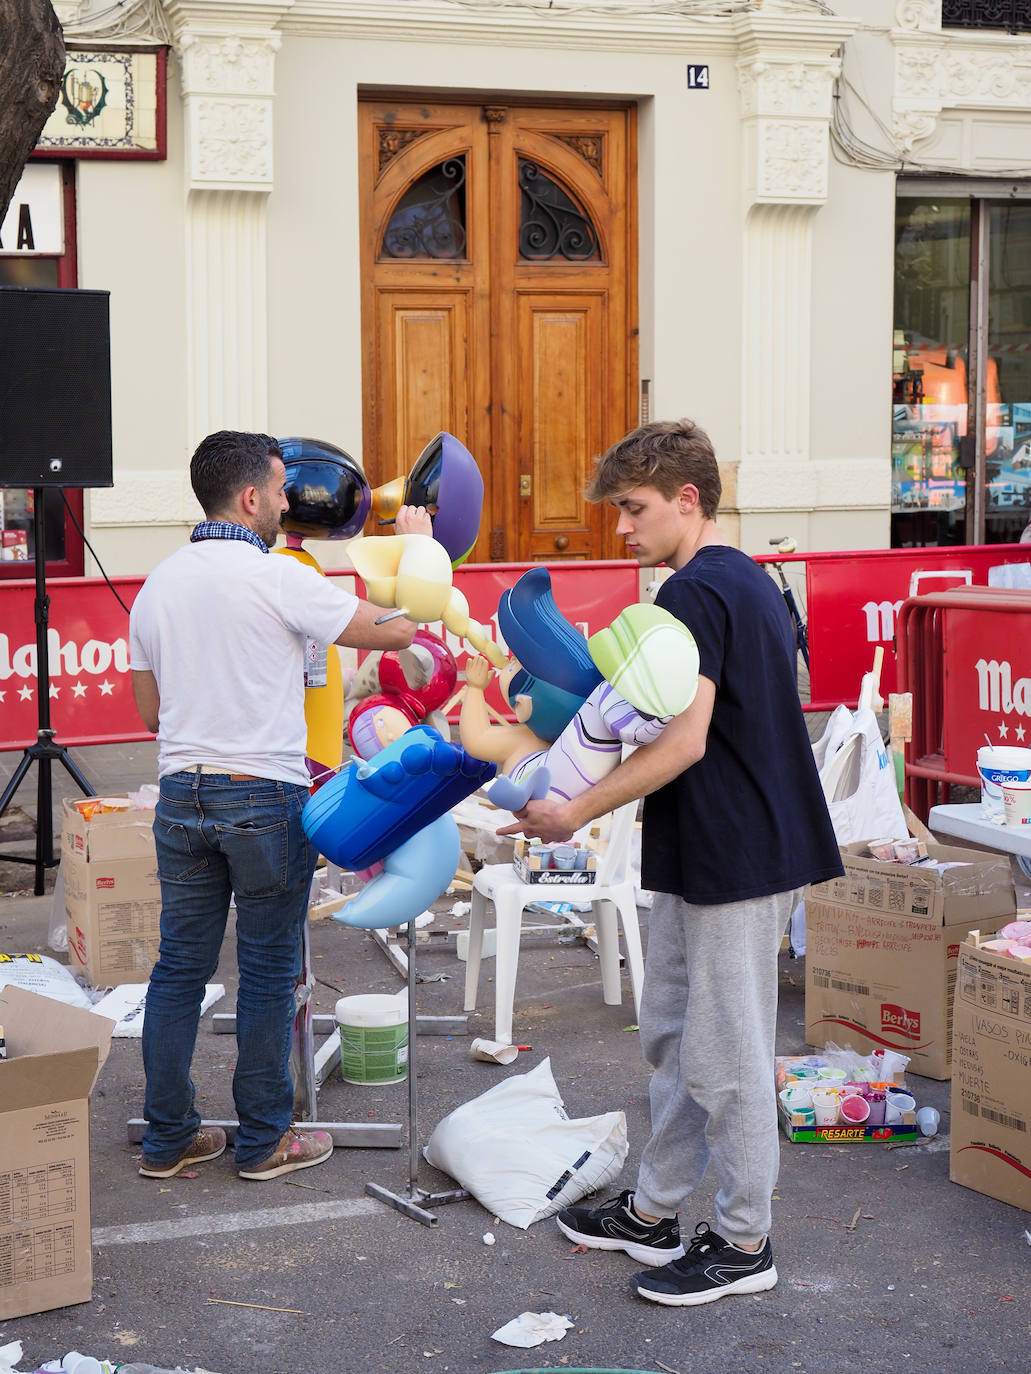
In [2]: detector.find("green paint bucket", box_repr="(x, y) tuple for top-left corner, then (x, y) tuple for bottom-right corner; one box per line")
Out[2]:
(335, 992), (408, 1085)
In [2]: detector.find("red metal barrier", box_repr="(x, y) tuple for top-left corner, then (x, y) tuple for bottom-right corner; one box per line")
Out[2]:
(754, 543), (1031, 711)
(895, 585), (1031, 821)
(0, 560), (640, 753)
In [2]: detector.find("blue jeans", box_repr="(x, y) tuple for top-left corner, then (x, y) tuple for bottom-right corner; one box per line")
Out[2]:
(141, 770), (315, 1168)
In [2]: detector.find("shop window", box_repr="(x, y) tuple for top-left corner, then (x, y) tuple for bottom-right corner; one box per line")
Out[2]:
(942, 0), (1031, 33)
(0, 161), (84, 577)
(892, 192), (1031, 547)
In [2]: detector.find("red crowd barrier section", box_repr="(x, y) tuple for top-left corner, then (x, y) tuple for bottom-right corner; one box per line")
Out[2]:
(5, 545), (1028, 753)
(0, 560), (640, 753)
(754, 543), (1031, 711)
(895, 585), (1031, 821)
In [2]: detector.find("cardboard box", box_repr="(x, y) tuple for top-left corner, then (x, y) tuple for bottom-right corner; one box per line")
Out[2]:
(62, 797), (162, 988)
(0, 985), (115, 1320)
(950, 935), (1031, 1213)
(805, 842), (1016, 1080)
(512, 838), (597, 886)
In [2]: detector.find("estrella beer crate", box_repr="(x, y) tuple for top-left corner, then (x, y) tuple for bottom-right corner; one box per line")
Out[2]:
(804, 841), (1015, 1080)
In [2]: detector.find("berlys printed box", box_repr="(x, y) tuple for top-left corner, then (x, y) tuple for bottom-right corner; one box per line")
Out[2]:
(950, 934), (1031, 1213)
(805, 842), (1015, 1079)
(62, 796), (162, 988)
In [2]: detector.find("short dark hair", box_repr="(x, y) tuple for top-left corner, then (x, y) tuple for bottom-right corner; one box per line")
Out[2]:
(189, 431), (282, 517)
(587, 419), (721, 519)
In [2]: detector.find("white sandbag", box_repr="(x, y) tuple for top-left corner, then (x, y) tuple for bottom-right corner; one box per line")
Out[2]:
(793, 705), (909, 956)
(0, 952), (94, 1009)
(423, 1056), (627, 1229)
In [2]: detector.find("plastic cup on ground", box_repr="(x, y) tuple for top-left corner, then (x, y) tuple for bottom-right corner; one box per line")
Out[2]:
(816, 1066), (847, 1084)
(838, 1093), (871, 1125)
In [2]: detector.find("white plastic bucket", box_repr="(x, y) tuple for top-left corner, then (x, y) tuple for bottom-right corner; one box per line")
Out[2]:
(977, 746), (1031, 817)
(335, 992), (408, 1085)
(1002, 778), (1031, 828)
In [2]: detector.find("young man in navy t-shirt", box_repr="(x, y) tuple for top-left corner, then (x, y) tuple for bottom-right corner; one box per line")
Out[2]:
(500, 418), (843, 1307)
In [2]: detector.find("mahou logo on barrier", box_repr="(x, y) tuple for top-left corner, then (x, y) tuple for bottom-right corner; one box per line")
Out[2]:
(0, 579), (140, 750)
(882, 1003), (921, 1041)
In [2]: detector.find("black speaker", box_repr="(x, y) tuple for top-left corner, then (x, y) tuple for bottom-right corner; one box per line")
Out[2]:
(0, 286), (113, 488)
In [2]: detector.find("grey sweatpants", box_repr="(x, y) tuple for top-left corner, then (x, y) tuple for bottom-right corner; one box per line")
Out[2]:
(633, 886), (803, 1247)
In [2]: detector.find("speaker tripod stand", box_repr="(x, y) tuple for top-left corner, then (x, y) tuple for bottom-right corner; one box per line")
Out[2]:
(0, 488), (95, 894)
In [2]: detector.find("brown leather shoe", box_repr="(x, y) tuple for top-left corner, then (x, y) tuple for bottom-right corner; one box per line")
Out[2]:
(139, 1125), (227, 1178)
(238, 1126), (334, 1180)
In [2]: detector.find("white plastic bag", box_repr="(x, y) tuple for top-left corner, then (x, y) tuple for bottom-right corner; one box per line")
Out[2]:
(0, 952), (94, 1009)
(423, 1056), (627, 1228)
(792, 705), (909, 956)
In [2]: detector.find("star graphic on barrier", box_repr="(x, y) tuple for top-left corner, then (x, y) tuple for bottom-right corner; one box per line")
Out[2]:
(49, 684), (60, 698)
(999, 721), (1010, 739)
(18, 685), (33, 702)
(72, 682), (87, 698)
(98, 680), (114, 696)
(1018, 724), (1027, 742)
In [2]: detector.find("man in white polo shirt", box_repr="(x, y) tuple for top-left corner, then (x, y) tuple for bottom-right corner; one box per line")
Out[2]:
(129, 430), (418, 1181)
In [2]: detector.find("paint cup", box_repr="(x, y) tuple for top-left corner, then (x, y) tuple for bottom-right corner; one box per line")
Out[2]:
(838, 1093), (871, 1125)
(810, 1084), (841, 1126)
(529, 846), (552, 868)
(816, 1066), (847, 1084)
(978, 745), (1031, 817)
(550, 844), (577, 869)
(779, 1086), (815, 1126)
(788, 1065), (820, 1081)
(1002, 778), (1031, 827)
(871, 1048), (909, 1080)
(865, 1087), (886, 1126)
(884, 1088), (917, 1124)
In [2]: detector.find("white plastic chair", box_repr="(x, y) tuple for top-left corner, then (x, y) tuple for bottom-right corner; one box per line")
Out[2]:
(463, 799), (644, 1046)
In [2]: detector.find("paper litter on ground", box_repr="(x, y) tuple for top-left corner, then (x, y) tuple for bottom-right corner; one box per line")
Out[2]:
(491, 1311), (573, 1347)
(89, 982), (225, 1036)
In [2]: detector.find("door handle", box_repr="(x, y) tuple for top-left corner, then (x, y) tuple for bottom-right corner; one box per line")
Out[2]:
(554, 535), (569, 551)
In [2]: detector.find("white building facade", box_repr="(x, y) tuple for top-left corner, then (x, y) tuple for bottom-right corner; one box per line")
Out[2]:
(3, 0), (1031, 577)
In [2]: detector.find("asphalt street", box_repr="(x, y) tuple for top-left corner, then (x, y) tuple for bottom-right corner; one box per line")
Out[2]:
(0, 742), (1029, 1374)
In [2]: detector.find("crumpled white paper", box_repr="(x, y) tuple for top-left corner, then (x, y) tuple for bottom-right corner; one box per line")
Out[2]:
(0, 1342), (23, 1374)
(491, 1311), (574, 1347)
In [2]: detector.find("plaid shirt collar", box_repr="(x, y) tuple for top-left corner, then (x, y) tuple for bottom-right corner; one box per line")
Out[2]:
(190, 520), (269, 554)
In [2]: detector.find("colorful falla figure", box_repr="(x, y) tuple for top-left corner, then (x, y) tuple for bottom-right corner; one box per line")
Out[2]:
(459, 569), (700, 811)
(277, 432), (493, 784)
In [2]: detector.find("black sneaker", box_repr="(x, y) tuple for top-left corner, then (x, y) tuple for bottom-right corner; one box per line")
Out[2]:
(633, 1221), (778, 1306)
(556, 1189), (684, 1265)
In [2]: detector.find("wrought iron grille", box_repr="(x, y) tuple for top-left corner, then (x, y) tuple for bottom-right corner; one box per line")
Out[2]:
(518, 160), (599, 261)
(381, 157), (466, 259)
(942, 0), (1031, 32)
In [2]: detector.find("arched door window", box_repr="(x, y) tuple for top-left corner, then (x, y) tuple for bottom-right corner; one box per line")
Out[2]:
(381, 157), (467, 260)
(517, 160), (599, 262)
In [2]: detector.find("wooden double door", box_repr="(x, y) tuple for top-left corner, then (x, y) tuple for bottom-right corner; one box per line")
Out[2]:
(358, 98), (637, 563)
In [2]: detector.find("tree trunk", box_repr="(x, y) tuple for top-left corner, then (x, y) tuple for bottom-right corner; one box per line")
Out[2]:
(0, 1), (65, 225)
